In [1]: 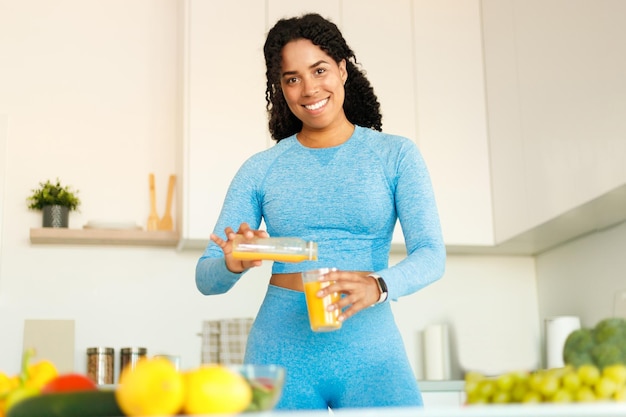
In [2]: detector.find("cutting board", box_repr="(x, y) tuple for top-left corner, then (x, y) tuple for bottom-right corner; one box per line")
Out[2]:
(23, 319), (75, 373)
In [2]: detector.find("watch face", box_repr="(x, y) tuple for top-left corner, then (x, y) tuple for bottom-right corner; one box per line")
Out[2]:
(377, 277), (388, 294)
(368, 274), (388, 303)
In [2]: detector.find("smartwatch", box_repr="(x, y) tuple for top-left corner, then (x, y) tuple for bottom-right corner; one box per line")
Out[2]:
(368, 273), (388, 304)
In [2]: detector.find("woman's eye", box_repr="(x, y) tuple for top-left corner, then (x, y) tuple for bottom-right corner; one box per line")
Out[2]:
(285, 77), (298, 84)
(315, 68), (326, 76)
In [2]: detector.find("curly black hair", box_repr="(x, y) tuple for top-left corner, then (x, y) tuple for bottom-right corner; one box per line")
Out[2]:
(263, 13), (382, 141)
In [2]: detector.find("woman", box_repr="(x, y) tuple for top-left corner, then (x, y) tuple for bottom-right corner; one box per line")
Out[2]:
(196, 13), (446, 410)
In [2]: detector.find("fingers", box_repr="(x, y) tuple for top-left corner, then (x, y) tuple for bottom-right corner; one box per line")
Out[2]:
(235, 223), (253, 238)
(317, 271), (380, 322)
(211, 223), (268, 273)
(233, 223), (269, 240)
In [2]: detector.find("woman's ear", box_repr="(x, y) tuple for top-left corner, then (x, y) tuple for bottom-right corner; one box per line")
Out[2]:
(339, 59), (348, 84)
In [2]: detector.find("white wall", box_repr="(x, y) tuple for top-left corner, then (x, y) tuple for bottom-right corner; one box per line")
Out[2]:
(536, 221), (626, 349)
(1, 0), (542, 380)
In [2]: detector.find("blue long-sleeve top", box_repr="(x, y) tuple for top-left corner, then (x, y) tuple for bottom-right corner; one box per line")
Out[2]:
(196, 125), (446, 301)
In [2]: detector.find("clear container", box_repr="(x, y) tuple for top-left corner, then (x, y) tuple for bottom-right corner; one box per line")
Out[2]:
(154, 354), (181, 371)
(302, 268), (341, 332)
(86, 347), (114, 385)
(232, 236), (318, 262)
(119, 347), (147, 378)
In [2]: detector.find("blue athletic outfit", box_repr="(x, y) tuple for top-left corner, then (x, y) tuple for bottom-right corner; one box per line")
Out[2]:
(196, 125), (446, 410)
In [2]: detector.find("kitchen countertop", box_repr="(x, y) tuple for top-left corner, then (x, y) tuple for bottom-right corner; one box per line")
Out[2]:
(418, 380), (465, 392)
(248, 403), (626, 416)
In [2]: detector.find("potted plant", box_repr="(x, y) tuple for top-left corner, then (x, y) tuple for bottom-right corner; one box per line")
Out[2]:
(27, 179), (81, 228)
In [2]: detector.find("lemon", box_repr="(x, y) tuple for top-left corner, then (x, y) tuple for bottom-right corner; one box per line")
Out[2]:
(115, 357), (184, 417)
(183, 365), (252, 415)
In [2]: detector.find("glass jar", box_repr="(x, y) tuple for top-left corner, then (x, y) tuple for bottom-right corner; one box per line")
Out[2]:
(86, 347), (114, 385)
(119, 347), (147, 378)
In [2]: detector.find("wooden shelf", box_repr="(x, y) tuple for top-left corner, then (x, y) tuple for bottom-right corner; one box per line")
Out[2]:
(29, 228), (179, 247)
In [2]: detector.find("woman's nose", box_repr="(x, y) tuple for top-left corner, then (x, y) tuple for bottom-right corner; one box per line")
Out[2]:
(301, 77), (319, 96)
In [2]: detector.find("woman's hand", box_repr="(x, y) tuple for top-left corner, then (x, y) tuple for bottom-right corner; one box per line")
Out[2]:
(209, 223), (269, 273)
(317, 270), (382, 322)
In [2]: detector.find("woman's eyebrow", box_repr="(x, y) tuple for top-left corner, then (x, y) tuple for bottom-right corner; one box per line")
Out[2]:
(281, 60), (330, 78)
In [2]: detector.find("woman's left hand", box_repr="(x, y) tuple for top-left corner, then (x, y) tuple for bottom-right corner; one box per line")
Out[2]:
(317, 270), (382, 322)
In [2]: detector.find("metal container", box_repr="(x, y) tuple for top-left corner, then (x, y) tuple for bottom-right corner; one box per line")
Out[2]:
(119, 347), (147, 378)
(86, 347), (114, 385)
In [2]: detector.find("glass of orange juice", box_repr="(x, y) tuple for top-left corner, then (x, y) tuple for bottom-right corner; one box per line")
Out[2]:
(302, 268), (341, 332)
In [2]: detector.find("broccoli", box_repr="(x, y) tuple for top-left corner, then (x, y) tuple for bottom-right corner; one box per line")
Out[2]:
(563, 318), (626, 370)
(563, 329), (594, 367)
(591, 342), (623, 369)
(594, 318), (626, 344)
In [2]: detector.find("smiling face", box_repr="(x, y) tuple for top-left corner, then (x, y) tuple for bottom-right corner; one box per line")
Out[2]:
(280, 39), (348, 134)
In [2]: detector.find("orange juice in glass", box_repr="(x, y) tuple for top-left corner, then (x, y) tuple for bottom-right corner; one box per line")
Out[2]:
(302, 268), (341, 332)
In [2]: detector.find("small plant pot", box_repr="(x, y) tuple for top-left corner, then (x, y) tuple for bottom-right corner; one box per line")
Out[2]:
(42, 205), (69, 228)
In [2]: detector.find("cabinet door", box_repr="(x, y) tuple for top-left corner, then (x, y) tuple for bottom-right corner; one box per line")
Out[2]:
(483, 0), (626, 242)
(412, 0), (494, 247)
(342, 0), (417, 142)
(0, 115), (6, 249)
(181, 0), (268, 248)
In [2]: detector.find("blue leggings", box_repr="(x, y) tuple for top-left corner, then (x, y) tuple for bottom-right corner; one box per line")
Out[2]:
(244, 285), (422, 410)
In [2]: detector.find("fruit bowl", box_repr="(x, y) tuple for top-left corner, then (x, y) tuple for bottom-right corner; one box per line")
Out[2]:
(232, 364), (285, 412)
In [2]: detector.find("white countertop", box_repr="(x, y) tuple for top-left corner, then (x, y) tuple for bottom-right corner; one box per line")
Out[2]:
(418, 380), (465, 392)
(249, 403), (626, 416)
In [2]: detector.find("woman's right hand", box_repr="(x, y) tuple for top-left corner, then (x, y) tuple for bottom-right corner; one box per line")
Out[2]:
(209, 223), (269, 273)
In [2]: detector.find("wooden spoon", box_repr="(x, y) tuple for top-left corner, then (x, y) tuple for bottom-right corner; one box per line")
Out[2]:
(158, 174), (176, 231)
(147, 173), (159, 231)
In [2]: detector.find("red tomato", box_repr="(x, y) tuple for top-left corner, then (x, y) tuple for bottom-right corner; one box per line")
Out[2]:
(41, 373), (97, 394)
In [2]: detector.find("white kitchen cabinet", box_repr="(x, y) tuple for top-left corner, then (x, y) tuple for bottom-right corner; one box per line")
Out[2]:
(482, 0), (626, 244)
(179, 0), (269, 249)
(180, 0), (420, 248)
(342, 0), (418, 142)
(0, 115), (6, 252)
(177, 0), (502, 250)
(411, 0), (626, 253)
(179, 0), (625, 254)
(411, 0), (495, 247)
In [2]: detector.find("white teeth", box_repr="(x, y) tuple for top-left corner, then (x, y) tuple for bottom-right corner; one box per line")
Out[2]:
(305, 99), (328, 110)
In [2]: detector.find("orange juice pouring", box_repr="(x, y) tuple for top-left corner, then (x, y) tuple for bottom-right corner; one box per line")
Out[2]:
(232, 236), (317, 262)
(302, 268), (341, 332)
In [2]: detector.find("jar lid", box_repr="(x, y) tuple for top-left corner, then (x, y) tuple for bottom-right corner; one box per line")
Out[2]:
(87, 347), (114, 354)
(120, 347), (147, 354)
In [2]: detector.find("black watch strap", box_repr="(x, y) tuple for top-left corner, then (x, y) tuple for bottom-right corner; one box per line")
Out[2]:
(368, 273), (388, 303)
